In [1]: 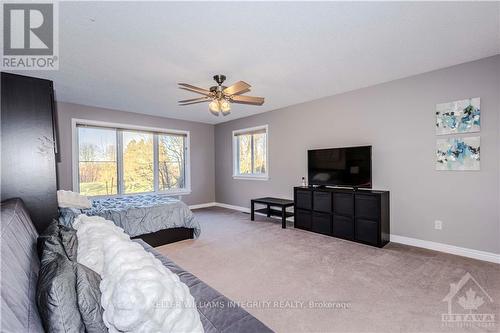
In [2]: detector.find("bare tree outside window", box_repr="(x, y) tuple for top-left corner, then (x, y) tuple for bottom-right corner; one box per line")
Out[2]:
(253, 132), (266, 174)
(238, 134), (252, 174)
(159, 134), (185, 190)
(78, 127), (117, 196)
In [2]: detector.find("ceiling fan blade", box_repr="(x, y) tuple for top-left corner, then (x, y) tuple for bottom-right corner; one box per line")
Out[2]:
(178, 97), (210, 103)
(179, 98), (210, 106)
(178, 83), (212, 96)
(223, 81), (251, 96)
(231, 95), (265, 105)
(179, 87), (213, 97)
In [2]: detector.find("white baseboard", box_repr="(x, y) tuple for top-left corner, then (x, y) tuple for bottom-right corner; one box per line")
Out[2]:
(191, 202), (293, 221)
(191, 202), (499, 264)
(189, 202), (216, 210)
(390, 235), (500, 264)
(214, 202), (249, 212)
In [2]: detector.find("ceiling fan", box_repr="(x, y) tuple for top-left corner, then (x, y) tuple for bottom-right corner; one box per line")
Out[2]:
(178, 75), (265, 116)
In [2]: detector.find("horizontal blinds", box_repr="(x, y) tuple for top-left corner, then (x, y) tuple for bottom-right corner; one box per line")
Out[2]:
(76, 123), (187, 137)
(234, 127), (266, 136)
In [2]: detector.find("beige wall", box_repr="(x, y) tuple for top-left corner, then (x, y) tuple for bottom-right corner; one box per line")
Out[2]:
(55, 102), (215, 206)
(214, 55), (500, 254)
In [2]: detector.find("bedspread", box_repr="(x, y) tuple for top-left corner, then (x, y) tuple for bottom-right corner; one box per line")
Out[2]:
(59, 194), (200, 238)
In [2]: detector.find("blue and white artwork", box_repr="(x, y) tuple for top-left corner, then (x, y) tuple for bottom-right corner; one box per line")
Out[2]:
(436, 136), (480, 171)
(436, 98), (480, 135)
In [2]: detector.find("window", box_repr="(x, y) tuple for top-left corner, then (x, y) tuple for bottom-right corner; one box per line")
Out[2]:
(233, 125), (268, 180)
(123, 131), (154, 194)
(74, 120), (190, 197)
(158, 134), (186, 191)
(78, 127), (118, 196)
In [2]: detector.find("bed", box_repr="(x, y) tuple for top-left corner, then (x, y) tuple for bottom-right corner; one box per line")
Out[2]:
(59, 194), (201, 246)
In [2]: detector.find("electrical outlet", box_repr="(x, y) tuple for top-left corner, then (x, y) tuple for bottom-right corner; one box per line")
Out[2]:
(434, 220), (443, 230)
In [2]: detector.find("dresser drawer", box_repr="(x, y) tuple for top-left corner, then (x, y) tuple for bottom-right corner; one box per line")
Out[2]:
(295, 189), (312, 210)
(355, 218), (379, 246)
(295, 209), (311, 230)
(355, 194), (380, 221)
(313, 191), (332, 213)
(333, 192), (354, 216)
(312, 212), (332, 235)
(333, 214), (354, 240)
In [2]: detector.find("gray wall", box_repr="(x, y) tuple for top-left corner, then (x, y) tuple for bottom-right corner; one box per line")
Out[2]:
(214, 55), (500, 254)
(56, 102), (215, 206)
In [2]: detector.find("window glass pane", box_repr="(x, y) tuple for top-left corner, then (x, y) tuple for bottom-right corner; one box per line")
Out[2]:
(158, 134), (185, 191)
(78, 127), (117, 196)
(253, 133), (267, 174)
(123, 131), (154, 193)
(238, 134), (252, 174)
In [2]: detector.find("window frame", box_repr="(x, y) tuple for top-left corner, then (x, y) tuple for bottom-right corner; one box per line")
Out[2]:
(232, 125), (269, 181)
(72, 118), (191, 198)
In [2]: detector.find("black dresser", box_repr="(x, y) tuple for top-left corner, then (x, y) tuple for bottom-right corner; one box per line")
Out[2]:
(294, 186), (390, 247)
(1, 72), (58, 233)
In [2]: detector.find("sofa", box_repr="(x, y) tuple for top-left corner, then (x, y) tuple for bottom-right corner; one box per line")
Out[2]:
(0, 198), (272, 333)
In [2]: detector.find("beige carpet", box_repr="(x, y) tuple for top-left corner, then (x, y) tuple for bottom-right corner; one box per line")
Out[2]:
(156, 207), (500, 333)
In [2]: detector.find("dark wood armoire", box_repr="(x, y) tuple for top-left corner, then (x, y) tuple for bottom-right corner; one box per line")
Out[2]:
(1, 72), (59, 232)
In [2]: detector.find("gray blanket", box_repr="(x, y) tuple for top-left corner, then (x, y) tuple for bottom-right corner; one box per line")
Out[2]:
(59, 194), (200, 238)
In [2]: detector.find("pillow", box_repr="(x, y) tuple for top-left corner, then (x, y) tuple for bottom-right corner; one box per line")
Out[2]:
(37, 221), (78, 262)
(57, 190), (92, 209)
(75, 264), (107, 333)
(59, 224), (78, 261)
(36, 253), (85, 333)
(38, 222), (67, 264)
(37, 220), (60, 260)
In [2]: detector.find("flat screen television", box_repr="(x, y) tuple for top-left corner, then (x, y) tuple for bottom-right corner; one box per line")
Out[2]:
(308, 146), (372, 188)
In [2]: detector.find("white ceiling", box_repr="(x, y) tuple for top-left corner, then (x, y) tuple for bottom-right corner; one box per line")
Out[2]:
(17, 1), (500, 124)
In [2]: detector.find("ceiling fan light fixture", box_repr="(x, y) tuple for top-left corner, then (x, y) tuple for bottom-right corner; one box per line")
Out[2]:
(208, 99), (220, 113)
(220, 99), (231, 113)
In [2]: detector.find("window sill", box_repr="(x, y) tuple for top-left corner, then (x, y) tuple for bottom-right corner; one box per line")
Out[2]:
(86, 189), (192, 199)
(158, 189), (192, 196)
(232, 175), (269, 181)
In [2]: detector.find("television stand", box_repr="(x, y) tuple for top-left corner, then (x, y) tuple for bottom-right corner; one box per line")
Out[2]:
(294, 187), (390, 247)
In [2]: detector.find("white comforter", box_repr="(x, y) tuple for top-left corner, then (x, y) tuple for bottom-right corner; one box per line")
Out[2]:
(73, 214), (203, 333)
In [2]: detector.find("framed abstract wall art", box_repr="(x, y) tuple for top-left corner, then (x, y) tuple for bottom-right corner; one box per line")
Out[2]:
(436, 98), (480, 135)
(436, 136), (480, 171)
